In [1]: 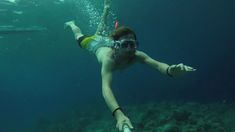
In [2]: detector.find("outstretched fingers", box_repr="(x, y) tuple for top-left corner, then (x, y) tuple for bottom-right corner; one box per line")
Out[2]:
(174, 63), (196, 72)
(185, 66), (196, 71)
(126, 121), (134, 129)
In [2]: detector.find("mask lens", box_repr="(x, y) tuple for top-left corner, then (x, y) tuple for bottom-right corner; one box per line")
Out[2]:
(130, 43), (135, 48)
(121, 40), (136, 49)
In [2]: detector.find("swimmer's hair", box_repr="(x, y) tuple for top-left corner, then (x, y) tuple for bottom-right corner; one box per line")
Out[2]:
(110, 26), (137, 40)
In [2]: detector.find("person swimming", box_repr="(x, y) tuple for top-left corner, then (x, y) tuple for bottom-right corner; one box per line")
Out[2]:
(65, 0), (196, 131)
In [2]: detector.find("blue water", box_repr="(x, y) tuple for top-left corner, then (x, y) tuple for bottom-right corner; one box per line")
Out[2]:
(0, 0), (234, 131)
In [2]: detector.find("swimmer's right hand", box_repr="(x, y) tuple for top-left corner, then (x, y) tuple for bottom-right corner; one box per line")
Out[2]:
(116, 115), (134, 131)
(104, 0), (111, 9)
(104, 4), (110, 10)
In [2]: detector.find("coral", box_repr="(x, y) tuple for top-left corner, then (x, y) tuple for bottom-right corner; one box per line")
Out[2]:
(32, 102), (235, 132)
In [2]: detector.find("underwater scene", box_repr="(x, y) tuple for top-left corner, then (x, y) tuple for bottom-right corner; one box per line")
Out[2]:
(0, 0), (234, 131)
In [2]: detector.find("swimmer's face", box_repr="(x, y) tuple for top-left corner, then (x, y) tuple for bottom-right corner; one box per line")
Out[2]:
(118, 34), (137, 52)
(114, 34), (137, 59)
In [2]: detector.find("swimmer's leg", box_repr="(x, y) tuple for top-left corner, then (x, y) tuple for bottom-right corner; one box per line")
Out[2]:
(64, 20), (84, 39)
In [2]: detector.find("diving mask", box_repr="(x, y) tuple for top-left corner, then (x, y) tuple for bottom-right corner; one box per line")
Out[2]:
(113, 39), (138, 49)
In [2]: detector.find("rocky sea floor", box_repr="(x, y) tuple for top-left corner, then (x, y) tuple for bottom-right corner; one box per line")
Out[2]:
(33, 102), (235, 132)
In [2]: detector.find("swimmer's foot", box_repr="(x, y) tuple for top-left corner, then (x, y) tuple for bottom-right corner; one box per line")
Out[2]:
(64, 20), (75, 29)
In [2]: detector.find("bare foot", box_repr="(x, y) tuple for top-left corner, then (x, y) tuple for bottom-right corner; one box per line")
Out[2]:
(64, 20), (75, 29)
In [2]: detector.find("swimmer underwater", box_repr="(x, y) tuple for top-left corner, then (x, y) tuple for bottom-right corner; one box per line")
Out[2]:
(65, 0), (196, 131)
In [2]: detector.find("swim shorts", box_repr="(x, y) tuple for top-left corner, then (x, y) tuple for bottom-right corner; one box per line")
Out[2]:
(77, 35), (113, 54)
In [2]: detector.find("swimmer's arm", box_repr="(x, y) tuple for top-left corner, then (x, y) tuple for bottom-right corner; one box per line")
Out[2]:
(135, 51), (170, 75)
(95, 0), (111, 35)
(135, 51), (196, 77)
(101, 59), (124, 119)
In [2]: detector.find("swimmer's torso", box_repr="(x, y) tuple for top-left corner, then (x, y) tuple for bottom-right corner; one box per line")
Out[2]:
(96, 47), (138, 70)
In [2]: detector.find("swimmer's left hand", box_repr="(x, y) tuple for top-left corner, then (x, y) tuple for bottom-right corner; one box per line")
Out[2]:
(168, 63), (196, 77)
